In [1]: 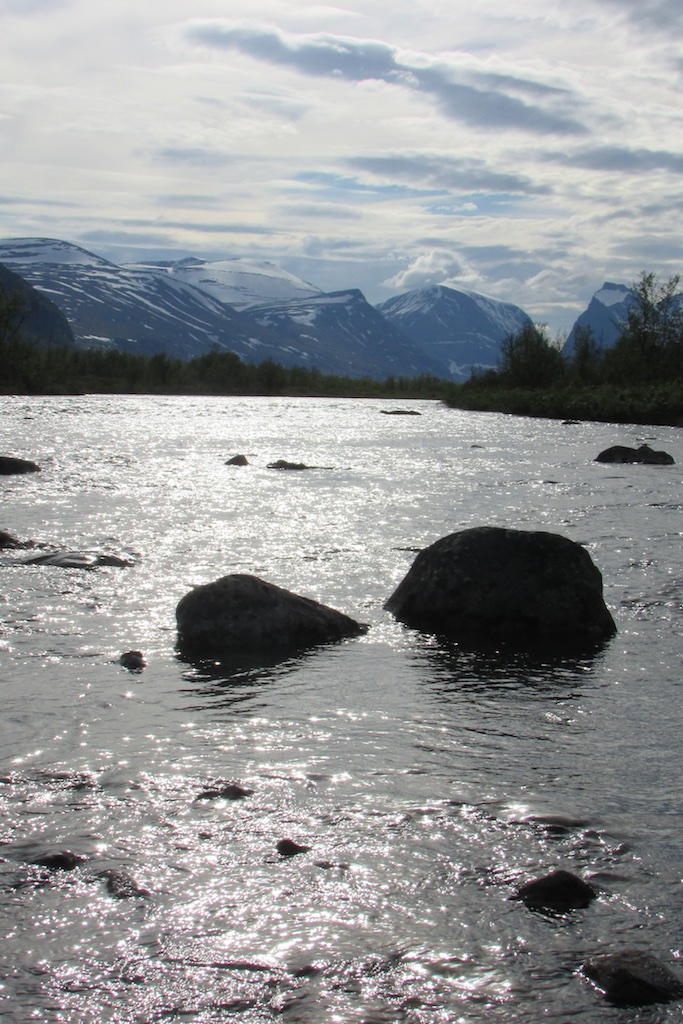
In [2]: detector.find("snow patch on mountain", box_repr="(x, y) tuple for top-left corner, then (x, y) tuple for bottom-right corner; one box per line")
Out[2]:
(129, 256), (323, 309)
(562, 281), (636, 355)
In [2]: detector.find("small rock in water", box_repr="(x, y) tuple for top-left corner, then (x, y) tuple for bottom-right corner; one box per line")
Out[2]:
(118, 650), (146, 672)
(0, 529), (22, 549)
(97, 869), (149, 899)
(24, 550), (135, 569)
(196, 782), (253, 801)
(277, 839), (311, 858)
(582, 949), (683, 1006)
(32, 850), (85, 871)
(226, 454), (249, 466)
(513, 868), (596, 911)
(267, 459), (309, 471)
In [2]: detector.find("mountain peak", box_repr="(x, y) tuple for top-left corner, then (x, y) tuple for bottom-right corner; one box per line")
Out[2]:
(0, 237), (117, 269)
(377, 283), (532, 380)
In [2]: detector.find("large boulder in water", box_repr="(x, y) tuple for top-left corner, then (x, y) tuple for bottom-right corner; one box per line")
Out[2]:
(0, 455), (40, 475)
(582, 949), (683, 1006)
(384, 526), (616, 650)
(176, 573), (366, 659)
(595, 443), (674, 465)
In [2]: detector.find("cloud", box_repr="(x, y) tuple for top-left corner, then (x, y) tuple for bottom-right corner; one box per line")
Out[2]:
(554, 145), (683, 174)
(0, 0), (67, 12)
(184, 21), (588, 136)
(595, 0), (683, 33)
(382, 250), (466, 291)
(347, 152), (551, 195)
(153, 147), (234, 167)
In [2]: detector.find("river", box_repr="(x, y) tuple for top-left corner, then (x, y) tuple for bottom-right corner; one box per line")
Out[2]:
(0, 395), (681, 1022)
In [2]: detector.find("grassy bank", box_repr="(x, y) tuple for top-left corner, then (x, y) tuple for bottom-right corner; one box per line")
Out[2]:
(442, 381), (683, 427)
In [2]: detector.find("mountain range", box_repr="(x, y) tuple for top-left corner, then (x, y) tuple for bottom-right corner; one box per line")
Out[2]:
(1, 237), (659, 382)
(0, 237), (535, 381)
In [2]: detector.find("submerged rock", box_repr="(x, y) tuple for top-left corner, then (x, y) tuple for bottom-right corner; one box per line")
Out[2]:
(582, 949), (683, 1006)
(513, 868), (596, 911)
(595, 443), (674, 465)
(176, 573), (366, 659)
(24, 551), (135, 569)
(0, 455), (40, 475)
(196, 782), (253, 801)
(32, 850), (85, 871)
(384, 526), (616, 650)
(97, 869), (149, 899)
(267, 459), (310, 471)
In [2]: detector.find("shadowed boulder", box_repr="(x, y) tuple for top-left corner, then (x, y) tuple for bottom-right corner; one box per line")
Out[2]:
(226, 454), (249, 466)
(595, 443), (674, 465)
(582, 950), (683, 1006)
(513, 868), (596, 912)
(176, 573), (366, 659)
(384, 526), (616, 651)
(0, 455), (40, 475)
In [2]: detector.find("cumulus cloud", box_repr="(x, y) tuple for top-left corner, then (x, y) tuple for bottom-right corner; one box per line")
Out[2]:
(382, 250), (467, 291)
(184, 21), (588, 136)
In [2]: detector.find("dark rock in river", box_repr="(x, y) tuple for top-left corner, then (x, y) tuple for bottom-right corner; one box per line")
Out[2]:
(196, 782), (253, 801)
(32, 850), (85, 871)
(267, 459), (309, 470)
(0, 529), (23, 549)
(513, 868), (596, 911)
(582, 949), (683, 1006)
(118, 650), (146, 671)
(595, 443), (674, 465)
(226, 454), (249, 466)
(176, 573), (366, 658)
(24, 551), (135, 569)
(0, 455), (40, 475)
(380, 409), (421, 416)
(277, 839), (311, 857)
(384, 526), (616, 650)
(97, 869), (149, 899)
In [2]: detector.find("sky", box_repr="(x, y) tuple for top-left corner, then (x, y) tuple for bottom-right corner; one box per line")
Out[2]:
(1, 0), (682, 335)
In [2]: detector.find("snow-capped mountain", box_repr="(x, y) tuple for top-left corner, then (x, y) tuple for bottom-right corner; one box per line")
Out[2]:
(247, 290), (449, 379)
(562, 282), (636, 356)
(0, 237), (449, 378)
(130, 256), (323, 309)
(376, 285), (532, 381)
(0, 238), (259, 360)
(0, 259), (75, 349)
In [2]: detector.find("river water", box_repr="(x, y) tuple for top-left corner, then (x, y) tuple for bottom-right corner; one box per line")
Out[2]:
(0, 394), (681, 1023)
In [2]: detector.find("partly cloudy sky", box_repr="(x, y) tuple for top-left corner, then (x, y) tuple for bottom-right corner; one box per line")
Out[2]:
(1, 0), (681, 333)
